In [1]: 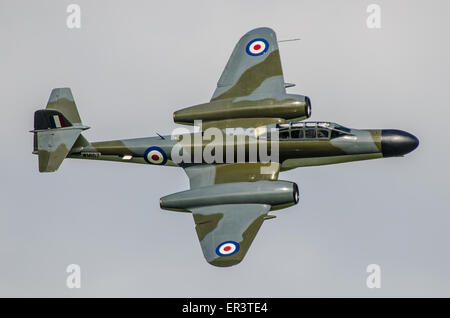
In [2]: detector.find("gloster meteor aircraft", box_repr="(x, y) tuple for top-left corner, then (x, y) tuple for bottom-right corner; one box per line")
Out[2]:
(31, 27), (419, 267)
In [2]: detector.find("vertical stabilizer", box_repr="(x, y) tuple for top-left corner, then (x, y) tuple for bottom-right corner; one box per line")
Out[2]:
(32, 88), (89, 172)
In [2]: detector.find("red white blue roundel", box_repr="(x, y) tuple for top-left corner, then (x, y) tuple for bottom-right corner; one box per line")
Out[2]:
(216, 241), (240, 257)
(246, 38), (269, 56)
(144, 146), (167, 165)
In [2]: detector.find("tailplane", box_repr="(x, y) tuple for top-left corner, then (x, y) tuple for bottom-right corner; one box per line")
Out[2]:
(32, 88), (89, 172)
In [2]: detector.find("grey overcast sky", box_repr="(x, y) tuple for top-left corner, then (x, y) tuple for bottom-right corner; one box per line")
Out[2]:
(1, 0), (449, 297)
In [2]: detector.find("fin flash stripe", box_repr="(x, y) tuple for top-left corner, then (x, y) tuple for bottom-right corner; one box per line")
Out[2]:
(50, 114), (66, 128)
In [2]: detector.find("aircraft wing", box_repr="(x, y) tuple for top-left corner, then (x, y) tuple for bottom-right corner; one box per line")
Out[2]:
(183, 162), (280, 188)
(172, 27), (314, 130)
(191, 203), (270, 267)
(181, 162), (281, 266)
(211, 27), (286, 102)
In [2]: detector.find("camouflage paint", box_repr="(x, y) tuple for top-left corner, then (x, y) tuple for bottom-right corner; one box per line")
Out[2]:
(32, 27), (418, 268)
(193, 213), (224, 241)
(209, 213), (267, 267)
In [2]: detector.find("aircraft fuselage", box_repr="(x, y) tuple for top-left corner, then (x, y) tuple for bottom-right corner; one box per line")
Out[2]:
(68, 121), (419, 172)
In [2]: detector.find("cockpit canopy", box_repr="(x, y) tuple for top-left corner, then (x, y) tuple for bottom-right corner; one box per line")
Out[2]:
(262, 121), (352, 140)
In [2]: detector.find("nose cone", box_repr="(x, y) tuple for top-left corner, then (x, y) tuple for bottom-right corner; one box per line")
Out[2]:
(381, 130), (419, 157)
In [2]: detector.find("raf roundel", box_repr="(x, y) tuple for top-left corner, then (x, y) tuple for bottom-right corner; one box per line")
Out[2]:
(246, 38), (269, 56)
(216, 241), (240, 257)
(144, 146), (167, 165)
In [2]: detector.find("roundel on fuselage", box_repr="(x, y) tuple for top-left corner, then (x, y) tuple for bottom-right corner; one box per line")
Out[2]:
(144, 146), (167, 165)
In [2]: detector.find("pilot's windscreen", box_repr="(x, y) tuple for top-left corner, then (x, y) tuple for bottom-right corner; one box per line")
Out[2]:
(334, 124), (351, 133)
(331, 130), (345, 139)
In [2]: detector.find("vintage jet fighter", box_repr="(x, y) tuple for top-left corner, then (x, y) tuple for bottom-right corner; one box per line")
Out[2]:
(31, 27), (419, 267)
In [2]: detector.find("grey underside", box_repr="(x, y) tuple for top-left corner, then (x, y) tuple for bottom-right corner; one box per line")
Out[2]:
(212, 27), (286, 101)
(191, 204), (270, 263)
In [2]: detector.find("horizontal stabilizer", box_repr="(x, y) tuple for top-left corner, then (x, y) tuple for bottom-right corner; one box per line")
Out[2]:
(36, 127), (84, 172)
(32, 88), (89, 172)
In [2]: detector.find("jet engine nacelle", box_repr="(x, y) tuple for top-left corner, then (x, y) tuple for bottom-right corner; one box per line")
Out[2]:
(160, 180), (299, 212)
(173, 94), (311, 125)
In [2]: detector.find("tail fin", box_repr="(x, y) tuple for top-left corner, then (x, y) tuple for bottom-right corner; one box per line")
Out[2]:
(46, 88), (82, 124)
(32, 88), (89, 172)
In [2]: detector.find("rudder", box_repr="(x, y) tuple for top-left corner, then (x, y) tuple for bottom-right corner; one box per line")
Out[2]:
(46, 88), (82, 124)
(32, 88), (89, 172)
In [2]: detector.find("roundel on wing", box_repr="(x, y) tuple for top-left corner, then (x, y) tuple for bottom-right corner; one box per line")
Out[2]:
(144, 146), (167, 165)
(216, 241), (240, 257)
(245, 38), (269, 56)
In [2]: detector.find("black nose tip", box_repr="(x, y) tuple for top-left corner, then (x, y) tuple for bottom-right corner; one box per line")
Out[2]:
(381, 130), (419, 157)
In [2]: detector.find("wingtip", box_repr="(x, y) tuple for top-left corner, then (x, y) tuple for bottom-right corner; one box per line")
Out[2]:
(208, 257), (243, 267)
(243, 27), (276, 38)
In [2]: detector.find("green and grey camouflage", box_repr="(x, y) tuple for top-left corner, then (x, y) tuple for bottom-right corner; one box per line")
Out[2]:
(31, 27), (419, 267)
